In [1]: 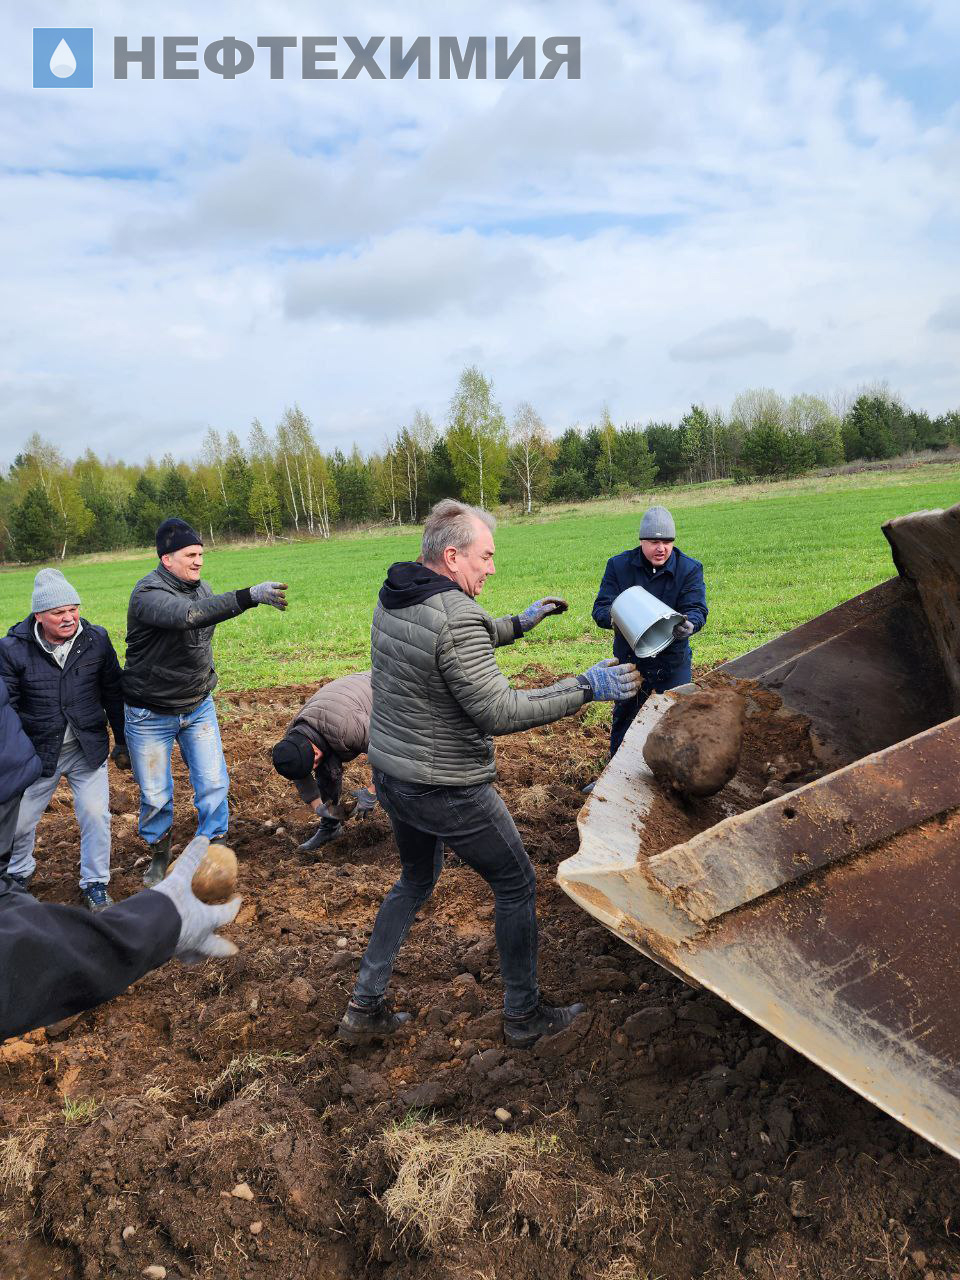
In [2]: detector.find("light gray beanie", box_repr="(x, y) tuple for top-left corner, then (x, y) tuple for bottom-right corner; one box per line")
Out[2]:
(32, 568), (81, 614)
(639, 505), (676, 540)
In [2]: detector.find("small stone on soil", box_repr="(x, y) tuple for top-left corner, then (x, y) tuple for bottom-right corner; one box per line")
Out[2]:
(122, 1225), (136, 1242)
(336, 937), (348, 948)
(142, 1268), (166, 1279)
(230, 1181), (255, 1200)
(494, 1107), (512, 1122)
(249, 1221), (263, 1236)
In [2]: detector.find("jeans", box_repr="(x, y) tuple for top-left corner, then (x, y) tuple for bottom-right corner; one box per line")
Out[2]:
(9, 743), (111, 888)
(124, 695), (229, 845)
(352, 769), (539, 1017)
(610, 656), (693, 757)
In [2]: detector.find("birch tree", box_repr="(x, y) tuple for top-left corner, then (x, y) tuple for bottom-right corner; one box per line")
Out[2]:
(446, 367), (508, 508)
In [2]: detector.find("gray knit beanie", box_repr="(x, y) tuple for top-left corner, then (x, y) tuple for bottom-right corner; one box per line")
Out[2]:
(639, 506), (676, 540)
(32, 568), (81, 614)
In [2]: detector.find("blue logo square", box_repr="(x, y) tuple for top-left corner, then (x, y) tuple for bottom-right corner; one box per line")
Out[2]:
(33, 28), (94, 88)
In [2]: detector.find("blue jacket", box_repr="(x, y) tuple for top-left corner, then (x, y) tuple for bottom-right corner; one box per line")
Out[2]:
(0, 679), (41, 804)
(592, 546), (708, 685)
(0, 616), (125, 778)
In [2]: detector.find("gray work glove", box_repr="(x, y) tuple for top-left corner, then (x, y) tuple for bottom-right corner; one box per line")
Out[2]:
(149, 836), (241, 964)
(577, 658), (642, 703)
(518, 597), (568, 633)
(250, 581), (289, 610)
(673, 616), (695, 640)
(352, 787), (378, 819)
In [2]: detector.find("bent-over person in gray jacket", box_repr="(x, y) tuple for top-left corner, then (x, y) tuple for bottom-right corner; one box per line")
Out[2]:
(271, 671), (378, 852)
(338, 499), (642, 1050)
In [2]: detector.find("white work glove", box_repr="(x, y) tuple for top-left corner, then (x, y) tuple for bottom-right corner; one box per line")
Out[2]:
(673, 616), (695, 639)
(518, 597), (569, 633)
(149, 836), (241, 964)
(250, 581), (289, 610)
(577, 658), (643, 702)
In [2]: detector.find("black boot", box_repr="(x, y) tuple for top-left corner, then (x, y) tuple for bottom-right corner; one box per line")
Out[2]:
(336, 1000), (411, 1046)
(143, 830), (173, 888)
(299, 817), (343, 853)
(503, 1001), (587, 1049)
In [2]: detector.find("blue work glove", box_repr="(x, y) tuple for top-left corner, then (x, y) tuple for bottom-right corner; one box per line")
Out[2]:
(673, 616), (695, 639)
(518, 597), (568, 633)
(577, 658), (642, 702)
(149, 836), (242, 964)
(250, 581), (289, 610)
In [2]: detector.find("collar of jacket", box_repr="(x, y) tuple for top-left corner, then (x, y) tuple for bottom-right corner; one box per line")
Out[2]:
(630, 546), (677, 578)
(378, 561), (463, 611)
(157, 563), (200, 593)
(8, 614), (87, 668)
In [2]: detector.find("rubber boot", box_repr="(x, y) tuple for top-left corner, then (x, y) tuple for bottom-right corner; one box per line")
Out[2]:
(143, 830), (173, 888)
(503, 1001), (587, 1049)
(299, 817), (343, 852)
(336, 1001), (411, 1046)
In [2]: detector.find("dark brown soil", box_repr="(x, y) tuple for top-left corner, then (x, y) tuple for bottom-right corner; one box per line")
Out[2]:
(2, 678), (960, 1280)
(643, 689), (746, 798)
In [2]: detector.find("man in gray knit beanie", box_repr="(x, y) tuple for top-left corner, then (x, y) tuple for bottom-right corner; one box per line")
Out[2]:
(0, 568), (128, 912)
(591, 504), (708, 761)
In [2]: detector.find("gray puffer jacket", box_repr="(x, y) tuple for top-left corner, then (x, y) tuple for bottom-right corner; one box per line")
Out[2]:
(368, 562), (588, 785)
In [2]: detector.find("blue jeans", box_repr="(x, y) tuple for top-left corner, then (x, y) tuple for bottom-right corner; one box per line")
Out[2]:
(352, 769), (539, 1017)
(124, 696), (229, 845)
(9, 742), (111, 888)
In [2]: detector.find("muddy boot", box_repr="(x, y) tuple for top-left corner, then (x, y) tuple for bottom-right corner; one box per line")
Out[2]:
(142, 831), (173, 888)
(503, 1001), (587, 1049)
(336, 1000), (411, 1046)
(298, 817), (342, 852)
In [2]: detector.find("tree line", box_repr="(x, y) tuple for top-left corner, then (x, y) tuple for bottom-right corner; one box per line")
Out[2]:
(2, 367), (958, 562)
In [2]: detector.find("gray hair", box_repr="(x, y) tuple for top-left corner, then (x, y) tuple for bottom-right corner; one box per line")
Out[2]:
(421, 499), (496, 566)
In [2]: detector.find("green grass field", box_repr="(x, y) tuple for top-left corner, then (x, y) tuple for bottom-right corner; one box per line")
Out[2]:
(1, 464), (957, 691)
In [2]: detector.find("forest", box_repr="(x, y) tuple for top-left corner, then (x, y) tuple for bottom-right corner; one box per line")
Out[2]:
(3, 366), (958, 561)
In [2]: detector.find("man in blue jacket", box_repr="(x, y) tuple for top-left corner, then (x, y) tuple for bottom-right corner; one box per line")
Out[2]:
(0, 569), (129, 912)
(592, 505), (708, 758)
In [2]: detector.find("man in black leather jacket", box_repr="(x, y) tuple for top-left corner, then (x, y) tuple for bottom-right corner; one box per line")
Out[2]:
(122, 517), (288, 886)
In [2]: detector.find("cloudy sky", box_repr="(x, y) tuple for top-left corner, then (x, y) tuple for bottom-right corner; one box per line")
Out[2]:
(2, 1), (959, 463)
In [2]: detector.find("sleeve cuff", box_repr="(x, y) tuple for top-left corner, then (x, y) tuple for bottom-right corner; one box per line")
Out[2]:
(575, 674), (594, 703)
(236, 587), (254, 611)
(511, 616), (524, 640)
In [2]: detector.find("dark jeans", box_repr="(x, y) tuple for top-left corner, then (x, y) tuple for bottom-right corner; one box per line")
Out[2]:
(352, 769), (539, 1018)
(0, 793), (23, 875)
(609, 656), (692, 757)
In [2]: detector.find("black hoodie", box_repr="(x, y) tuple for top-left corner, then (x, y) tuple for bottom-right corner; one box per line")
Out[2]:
(379, 561), (465, 610)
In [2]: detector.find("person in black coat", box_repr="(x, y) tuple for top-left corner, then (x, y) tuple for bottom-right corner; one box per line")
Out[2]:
(1, 835), (241, 1042)
(0, 568), (129, 912)
(122, 518), (288, 888)
(592, 505), (708, 758)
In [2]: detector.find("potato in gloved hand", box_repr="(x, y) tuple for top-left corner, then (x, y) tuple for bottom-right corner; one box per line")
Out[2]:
(167, 841), (238, 904)
(642, 689), (747, 798)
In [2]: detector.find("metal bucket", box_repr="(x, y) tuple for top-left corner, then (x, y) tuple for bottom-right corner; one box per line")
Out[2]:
(611, 584), (684, 659)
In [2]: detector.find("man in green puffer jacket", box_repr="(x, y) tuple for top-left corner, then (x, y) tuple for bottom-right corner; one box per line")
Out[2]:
(338, 499), (642, 1050)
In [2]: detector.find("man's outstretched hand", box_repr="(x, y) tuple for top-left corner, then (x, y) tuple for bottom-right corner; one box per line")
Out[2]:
(150, 836), (242, 964)
(250, 582), (289, 610)
(518, 597), (569, 633)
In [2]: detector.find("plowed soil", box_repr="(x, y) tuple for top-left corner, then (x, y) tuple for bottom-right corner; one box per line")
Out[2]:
(2, 680), (960, 1280)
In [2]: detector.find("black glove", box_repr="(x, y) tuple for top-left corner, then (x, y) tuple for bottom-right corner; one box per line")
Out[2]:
(111, 743), (131, 771)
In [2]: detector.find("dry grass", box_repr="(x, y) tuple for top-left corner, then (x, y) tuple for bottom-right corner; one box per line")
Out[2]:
(375, 1118), (654, 1255)
(512, 783), (553, 817)
(0, 1118), (51, 1197)
(195, 1050), (304, 1105)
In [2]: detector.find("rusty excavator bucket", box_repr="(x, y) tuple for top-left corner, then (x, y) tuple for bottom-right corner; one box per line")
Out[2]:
(558, 502), (960, 1157)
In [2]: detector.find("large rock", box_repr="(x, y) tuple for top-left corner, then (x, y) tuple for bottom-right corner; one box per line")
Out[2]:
(642, 689), (747, 798)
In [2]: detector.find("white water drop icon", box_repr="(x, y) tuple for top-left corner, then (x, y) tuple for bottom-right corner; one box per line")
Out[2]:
(49, 38), (77, 79)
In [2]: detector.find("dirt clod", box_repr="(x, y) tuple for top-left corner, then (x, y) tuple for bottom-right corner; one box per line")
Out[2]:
(643, 688), (747, 797)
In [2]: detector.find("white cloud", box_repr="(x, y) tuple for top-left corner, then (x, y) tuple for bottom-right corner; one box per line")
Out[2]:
(1, 0), (960, 465)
